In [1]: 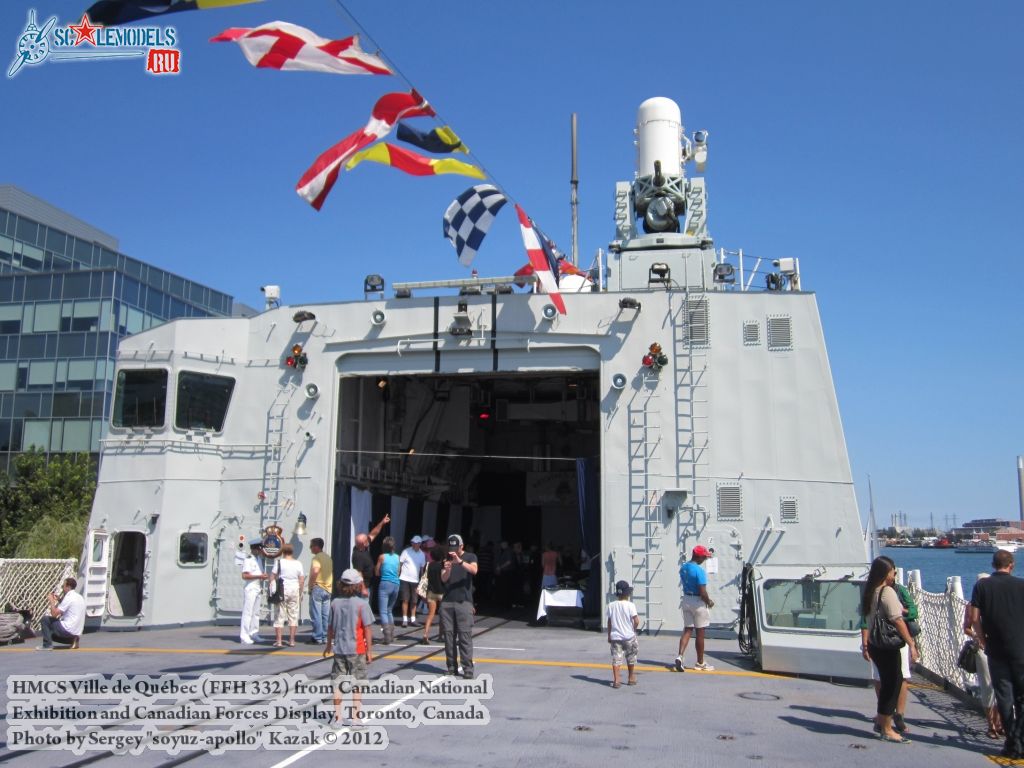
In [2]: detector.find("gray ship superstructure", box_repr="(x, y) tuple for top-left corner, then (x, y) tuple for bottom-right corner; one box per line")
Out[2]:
(82, 97), (870, 678)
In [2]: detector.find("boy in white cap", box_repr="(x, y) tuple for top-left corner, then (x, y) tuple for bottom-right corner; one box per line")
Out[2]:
(608, 580), (640, 688)
(324, 568), (375, 724)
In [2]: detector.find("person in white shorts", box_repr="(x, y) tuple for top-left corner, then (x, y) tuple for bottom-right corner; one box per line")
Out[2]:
(674, 545), (715, 671)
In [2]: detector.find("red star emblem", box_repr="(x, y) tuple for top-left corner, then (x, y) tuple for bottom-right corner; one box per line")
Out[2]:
(68, 14), (100, 47)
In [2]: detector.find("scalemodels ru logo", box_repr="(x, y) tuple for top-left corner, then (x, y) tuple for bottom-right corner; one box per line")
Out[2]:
(8, 10), (180, 78)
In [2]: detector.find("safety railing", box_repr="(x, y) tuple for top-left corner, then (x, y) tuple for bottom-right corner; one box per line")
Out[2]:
(905, 571), (979, 708)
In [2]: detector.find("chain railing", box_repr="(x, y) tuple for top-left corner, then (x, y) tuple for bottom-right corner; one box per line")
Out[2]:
(0, 558), (77, 632)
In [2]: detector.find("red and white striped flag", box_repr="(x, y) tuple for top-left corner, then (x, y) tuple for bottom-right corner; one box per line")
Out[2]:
(515, 204), (566, 315)
(211, 21), (391, 75)
(296, 90), (435, 210)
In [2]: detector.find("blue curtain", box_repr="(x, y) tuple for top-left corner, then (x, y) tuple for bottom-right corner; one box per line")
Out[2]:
(576, 457), (601, 616)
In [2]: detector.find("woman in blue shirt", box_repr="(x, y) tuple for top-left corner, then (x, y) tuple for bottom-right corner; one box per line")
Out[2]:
(375, 536), (401, 644)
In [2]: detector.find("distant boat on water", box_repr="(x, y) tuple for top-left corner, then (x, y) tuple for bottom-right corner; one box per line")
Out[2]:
(954, 539), (1018, 554)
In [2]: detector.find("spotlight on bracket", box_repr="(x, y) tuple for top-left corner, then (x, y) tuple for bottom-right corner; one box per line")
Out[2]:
(394, 287), (412, 299)
(541, 304), (558, 321)
(618, 297), (642, 312)
(304, 383), (320, 399)
(611, 373), (627, 391)
(370, 309), (387, 326)
(292, 310), (316, 323)
(648, 263), (671, 286)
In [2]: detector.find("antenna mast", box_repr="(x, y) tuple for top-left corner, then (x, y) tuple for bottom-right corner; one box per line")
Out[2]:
(570, 113), (579, 266)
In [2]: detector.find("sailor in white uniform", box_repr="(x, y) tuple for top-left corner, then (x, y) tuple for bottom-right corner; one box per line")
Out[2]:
(240, 541), (269, 644)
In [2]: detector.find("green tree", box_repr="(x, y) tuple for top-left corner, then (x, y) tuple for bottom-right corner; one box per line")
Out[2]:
(0, 451), (96, 560)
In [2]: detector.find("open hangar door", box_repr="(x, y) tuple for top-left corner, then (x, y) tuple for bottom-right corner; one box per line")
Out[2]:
(333, 371), (600, 616)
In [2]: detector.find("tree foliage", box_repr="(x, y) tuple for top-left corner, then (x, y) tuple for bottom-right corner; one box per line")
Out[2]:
(0, 451), (96, 560)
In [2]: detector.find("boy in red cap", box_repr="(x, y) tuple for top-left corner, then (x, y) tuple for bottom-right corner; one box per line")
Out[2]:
(674, 545), (715, 671)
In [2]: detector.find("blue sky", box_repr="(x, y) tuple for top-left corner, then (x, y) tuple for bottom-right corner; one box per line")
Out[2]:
(2, 0), (1022, 530)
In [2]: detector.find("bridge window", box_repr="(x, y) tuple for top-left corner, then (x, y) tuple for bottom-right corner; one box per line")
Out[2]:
(175, 371), (235, 432)
(762, 578), (862, 632)
(112, 369), (167, 428)
(178, 532), (209, 566)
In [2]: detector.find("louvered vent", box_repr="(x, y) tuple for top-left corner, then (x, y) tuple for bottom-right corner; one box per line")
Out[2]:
(687, 297), (710, 346)
(767, 315), (793, 350)
(780, 496), (798, 523)
(716, 484), (742, 520)
(743, 321), (760, 346)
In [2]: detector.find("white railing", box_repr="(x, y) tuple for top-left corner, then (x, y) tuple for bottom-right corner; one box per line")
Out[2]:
(0, 559), (77, 632)
(905, 570), (979, 707)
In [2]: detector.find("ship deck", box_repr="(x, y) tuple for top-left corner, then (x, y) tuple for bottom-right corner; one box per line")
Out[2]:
(0, 615), (1009, 767)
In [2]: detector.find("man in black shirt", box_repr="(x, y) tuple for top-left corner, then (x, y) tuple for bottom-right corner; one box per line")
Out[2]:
(351, 514), (389, 598)
(970, 549), (1024, 758)
(441, 534), (478, 679)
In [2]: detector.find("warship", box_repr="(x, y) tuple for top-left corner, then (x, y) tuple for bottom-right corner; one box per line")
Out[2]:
(80, 96), (870, 679)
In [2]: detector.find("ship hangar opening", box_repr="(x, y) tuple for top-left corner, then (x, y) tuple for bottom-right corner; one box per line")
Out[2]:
(332, 372), (601, 619)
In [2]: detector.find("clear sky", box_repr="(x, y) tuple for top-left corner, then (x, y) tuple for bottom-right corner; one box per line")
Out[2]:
(2, 0), (1022, 531)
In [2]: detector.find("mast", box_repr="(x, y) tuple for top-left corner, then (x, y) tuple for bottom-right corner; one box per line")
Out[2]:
(570, 113), (579, 266)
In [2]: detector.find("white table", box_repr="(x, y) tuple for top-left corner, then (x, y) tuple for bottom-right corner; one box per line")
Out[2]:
(536, 589), (584, 620)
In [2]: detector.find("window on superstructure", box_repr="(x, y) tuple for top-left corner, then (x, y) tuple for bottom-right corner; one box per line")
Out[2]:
(175, 371), (235, 432)
(178, 532), (208, 566)
(762, 578), (862, 632)
(112, 369), (167, 428)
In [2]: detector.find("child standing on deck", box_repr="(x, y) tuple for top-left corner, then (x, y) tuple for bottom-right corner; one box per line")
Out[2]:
(324, 569), (375, 724)
(607, 580), (640, 688)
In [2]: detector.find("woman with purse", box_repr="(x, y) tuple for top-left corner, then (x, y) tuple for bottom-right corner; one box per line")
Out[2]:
(375, 537), (401, 645)
(421, 544), (446, 644)
(273, 544), (305, 648)
(861, 556), (919, 743)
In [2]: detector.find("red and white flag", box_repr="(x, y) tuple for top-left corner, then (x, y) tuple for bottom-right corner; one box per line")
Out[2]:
(296, 90), (435, 210)
(211, 21), (392, 75)
(515, 204), (566, 315)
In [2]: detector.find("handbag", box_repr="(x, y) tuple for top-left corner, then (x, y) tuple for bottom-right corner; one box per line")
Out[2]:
(416, 569), (429, 599)
(957, 640), (979, 674)
(267, 562), (284, 605)
(868, 587), (905, 650)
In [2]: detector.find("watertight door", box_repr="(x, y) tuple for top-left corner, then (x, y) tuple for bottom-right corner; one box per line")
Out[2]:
(82, 529), (110, 618)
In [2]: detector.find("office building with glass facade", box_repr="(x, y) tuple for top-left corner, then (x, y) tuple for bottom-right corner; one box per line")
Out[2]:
(0, 185), (236, 474)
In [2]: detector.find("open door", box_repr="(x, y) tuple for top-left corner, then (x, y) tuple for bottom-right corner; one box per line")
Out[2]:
(108, 531), (146, 618)
(82, 529), (110, 619)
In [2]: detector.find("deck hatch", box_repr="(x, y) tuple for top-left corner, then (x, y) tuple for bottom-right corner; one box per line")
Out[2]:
(767, 315), (792, 350)
(716, 483), (742, 520)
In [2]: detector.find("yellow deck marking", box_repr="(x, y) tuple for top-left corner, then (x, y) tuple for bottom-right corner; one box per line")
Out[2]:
(0, 645), (788, 678)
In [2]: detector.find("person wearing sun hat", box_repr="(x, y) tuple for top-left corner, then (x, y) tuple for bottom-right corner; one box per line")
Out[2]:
(674, 544), (715, 672)
(399, 535), (427, 627)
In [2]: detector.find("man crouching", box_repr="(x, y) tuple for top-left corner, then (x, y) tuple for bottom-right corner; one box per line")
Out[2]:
(324, 568), (374, 725)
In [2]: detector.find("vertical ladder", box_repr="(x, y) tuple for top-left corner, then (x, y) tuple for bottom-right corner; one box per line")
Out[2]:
(627, 394), (664, 632)
(672, 292), (710, 534)
(262, 391), (291, 526)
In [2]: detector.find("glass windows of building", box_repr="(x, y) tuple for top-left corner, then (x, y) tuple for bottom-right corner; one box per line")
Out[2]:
(0, 189), (234, 475)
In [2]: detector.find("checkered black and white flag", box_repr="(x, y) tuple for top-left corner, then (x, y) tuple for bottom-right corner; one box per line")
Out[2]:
(443, 184), (508, 266)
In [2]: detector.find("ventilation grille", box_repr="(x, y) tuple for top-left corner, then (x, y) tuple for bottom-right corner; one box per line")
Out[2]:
(767, 315), (793, 350)
(780, 496), (798, 523)
(716, 484), (742, 520)
(687, 297), (709, 346)
(743, 321), (760, 346)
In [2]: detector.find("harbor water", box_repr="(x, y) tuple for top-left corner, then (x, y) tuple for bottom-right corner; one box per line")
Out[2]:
(880, 546), (995, 595)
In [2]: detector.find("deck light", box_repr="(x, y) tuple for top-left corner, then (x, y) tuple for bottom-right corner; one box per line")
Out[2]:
(294, 512), (307, 537)
(649, 263), (671, 286)
(618, 297), (641, 312)
(364, 274), (385, 297)
(292, 310), (316, 323)
(285, 343), (308, 370)
(643, 342), (669, 371)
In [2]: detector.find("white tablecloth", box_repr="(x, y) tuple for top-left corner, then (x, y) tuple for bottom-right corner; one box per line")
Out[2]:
(536, 589), (583, 620)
